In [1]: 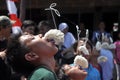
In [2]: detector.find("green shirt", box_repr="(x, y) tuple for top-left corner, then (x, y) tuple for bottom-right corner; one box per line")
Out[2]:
(28, 65), (58, 80)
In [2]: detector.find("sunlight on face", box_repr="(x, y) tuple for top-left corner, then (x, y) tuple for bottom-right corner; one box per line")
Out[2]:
(19, 33), (58, 56)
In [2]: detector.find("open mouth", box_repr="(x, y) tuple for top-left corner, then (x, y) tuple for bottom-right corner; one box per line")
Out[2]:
(47, 39), (56, 45)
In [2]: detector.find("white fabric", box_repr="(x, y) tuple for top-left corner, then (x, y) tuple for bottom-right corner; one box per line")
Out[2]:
(97, 56), (108, 63)
(43, 29), (64, 45)
(74, 55), (88, 68)
(6, 0), (17, 14)
(95, 41), (102, 51)
(12, 27), (22, 35)
(78, 45), (89, 55)
(109, 44), (116, 49)
(101, 42), (109, 49)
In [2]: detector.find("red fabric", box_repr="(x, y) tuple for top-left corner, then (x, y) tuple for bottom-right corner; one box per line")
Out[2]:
(10, 0), (20, 2)
(9, 14), (22, 27)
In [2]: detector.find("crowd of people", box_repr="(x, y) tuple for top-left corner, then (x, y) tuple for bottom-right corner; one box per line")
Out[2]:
(0, 15), (120, 80)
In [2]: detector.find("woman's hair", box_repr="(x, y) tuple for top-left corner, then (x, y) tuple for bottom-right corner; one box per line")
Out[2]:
(6, 34), (35, 76)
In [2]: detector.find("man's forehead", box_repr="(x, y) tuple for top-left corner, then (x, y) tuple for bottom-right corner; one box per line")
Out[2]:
(19, 35), (33, 48)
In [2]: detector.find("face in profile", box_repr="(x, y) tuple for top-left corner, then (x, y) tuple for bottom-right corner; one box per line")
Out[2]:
(0, 25), (12, 39)
(23, 26), (35, 35)
(38, 25), (50, 36)
(62, 64), (87, 80)
(19, 33), (58, 57)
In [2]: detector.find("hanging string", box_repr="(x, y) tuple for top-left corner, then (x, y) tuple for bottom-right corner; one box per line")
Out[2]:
(45, 3), (60, 29)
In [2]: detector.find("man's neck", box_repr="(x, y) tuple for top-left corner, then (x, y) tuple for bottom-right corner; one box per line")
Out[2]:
(38, 57), (56, 72)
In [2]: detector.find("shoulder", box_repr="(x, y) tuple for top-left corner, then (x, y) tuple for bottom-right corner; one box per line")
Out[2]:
(29, 67), (56, 80)
(32, 67), (53, 76)
(66, 32), (75, 38)
(66, 32), (73, 35)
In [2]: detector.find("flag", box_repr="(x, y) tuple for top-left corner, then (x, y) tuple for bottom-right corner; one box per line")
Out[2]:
(6, 0), (22, 34)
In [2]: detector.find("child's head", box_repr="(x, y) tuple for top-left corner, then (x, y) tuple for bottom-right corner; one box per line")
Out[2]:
(22, 20), (36, 35)
(37, 20), (53, 35)
(0, 15), (12, 39)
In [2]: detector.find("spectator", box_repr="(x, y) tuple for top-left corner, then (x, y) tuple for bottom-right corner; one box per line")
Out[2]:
(58, 22), (76, 49)
(78, 23), (91, 39)
(58, 22), (76, 65)
(0, 15), (12, 80)
(37, 20), (53, 36)
(21, 20), (36, 35)
(114, 30), (120, 64)
(92, 22), (111, 45)
(72, 38), (101, 80)
(6, 33), (58, 80)
(113, 30), (120, 80)
(96, 37), (114, 80)
(57, 64), (87, 80)
(112, 23), (119, 42)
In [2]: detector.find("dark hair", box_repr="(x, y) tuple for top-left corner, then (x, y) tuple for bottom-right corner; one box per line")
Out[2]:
(72, 41), (78, 52)
(22, 20), (36, 28)
(37, 20), (53, 29)
(72, 38), (93, 52)
(6, 34), (35, 76)
(0, 16), (12, 29)
(57, 64), (71, 80)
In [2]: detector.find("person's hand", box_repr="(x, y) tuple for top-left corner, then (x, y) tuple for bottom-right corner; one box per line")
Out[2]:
(0, 50), (6, 60)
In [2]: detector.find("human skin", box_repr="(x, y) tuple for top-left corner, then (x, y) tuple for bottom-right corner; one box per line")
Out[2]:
(19, 33), (58, 71)
(63, 64), (87, 80)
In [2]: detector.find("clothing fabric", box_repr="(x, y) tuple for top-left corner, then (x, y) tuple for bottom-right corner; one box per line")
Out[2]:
(0, 39), (7, 51)
(58, 23), (68, 31)
(0, 39), (11, 80)
(99, 48), (114, 80)
(28, 65), (58, 80)
(0, 58), (11, 80)
(85, 64), (101, 80)
(114, 41), (120, 64)
(92, 31), (111, 44)
(63, 32), (76, 49)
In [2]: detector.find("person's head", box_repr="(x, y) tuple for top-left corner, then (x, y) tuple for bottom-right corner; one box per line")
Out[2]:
(59, 64), (87, 80)
(0, 15), (12, 39)
(58, 22), (69, 34)
(6, 33), (58, 75)
(78, 23), (85, 30)
(73, 38), (93, 61)
(37, 20), (53, 35)
(98, 21), (106, 31)
(22, 20), (36, 35)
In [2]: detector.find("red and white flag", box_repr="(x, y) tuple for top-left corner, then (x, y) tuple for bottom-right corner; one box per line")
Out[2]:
(6, 0), (22, 34)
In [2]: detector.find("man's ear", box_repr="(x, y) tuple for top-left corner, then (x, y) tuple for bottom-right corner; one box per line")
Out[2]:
(25, 52), (39, 61)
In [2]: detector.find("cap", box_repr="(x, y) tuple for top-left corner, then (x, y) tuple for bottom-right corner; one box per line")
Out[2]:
(0, 15), (15, 28)
(58, 22), (68, 31)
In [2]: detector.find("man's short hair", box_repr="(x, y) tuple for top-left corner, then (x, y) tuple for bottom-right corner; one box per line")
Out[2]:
(0, 15), (12, 28)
